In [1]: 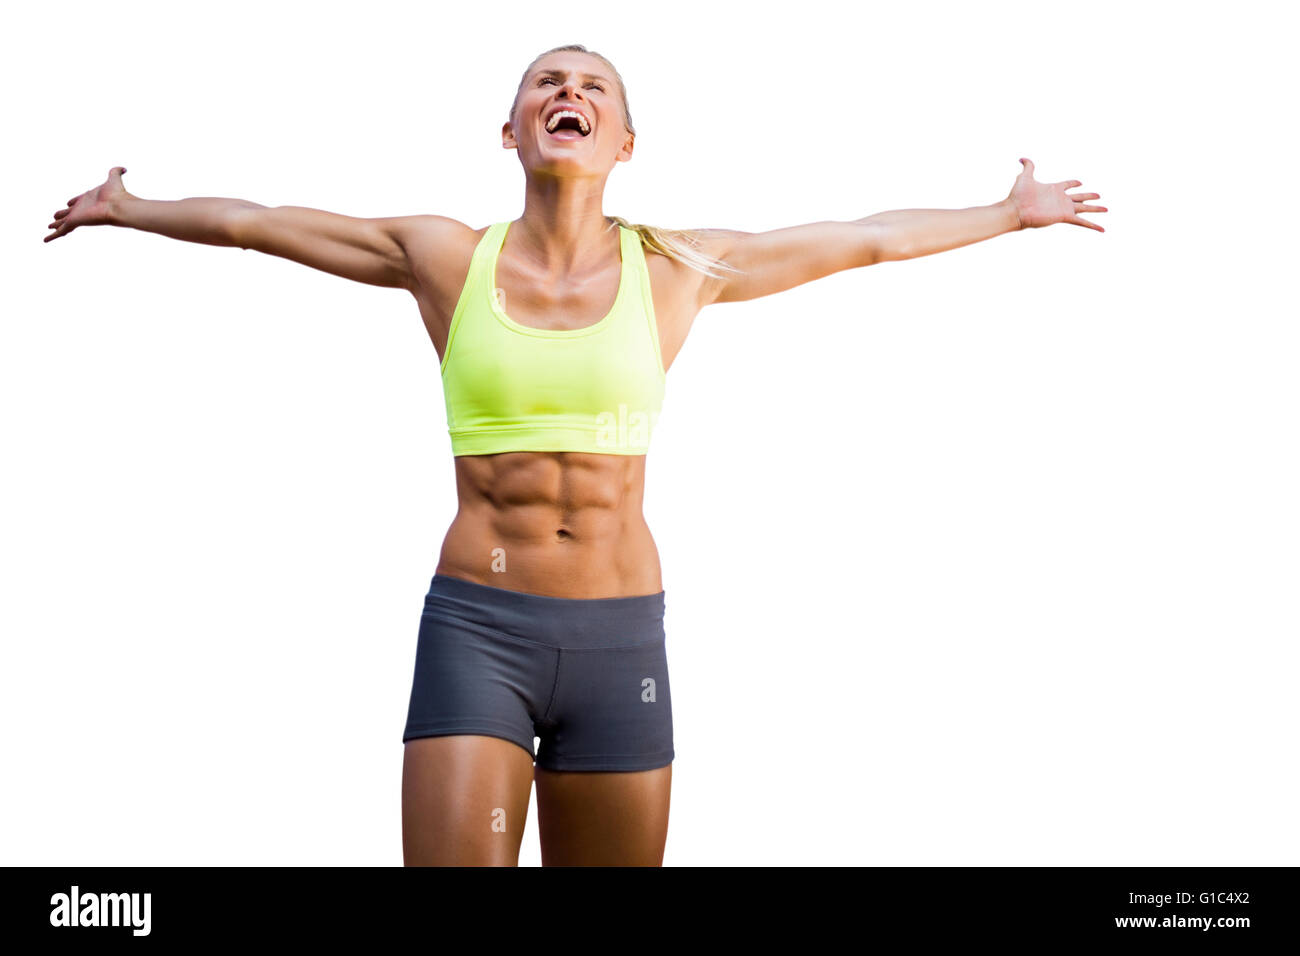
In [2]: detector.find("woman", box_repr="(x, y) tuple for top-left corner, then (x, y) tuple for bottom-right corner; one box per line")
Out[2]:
(45, 43), (1105, 866)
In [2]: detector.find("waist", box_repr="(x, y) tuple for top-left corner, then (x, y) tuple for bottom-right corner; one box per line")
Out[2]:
(437, 510), (661, 598)
(421, 572), (665, 648)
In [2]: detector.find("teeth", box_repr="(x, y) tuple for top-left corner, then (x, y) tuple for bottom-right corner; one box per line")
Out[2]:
(545, 110), (590, 135)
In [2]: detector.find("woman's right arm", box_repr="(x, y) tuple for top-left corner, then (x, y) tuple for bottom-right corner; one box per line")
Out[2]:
(46, 166), (437, 291)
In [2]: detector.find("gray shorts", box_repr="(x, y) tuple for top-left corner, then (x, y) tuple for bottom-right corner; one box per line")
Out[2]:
(402, 573), (674, 772)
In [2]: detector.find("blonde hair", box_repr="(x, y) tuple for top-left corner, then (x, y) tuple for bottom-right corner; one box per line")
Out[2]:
(510, 44), (744, 282)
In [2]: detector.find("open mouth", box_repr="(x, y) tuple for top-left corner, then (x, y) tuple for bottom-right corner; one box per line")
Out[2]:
(544, 110), (591, 140)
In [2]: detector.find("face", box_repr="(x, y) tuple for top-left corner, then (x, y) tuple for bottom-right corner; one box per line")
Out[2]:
(504, 52), (634, 173)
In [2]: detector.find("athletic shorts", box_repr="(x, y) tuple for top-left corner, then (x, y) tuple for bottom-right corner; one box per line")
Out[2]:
(402, 573), (674, 772)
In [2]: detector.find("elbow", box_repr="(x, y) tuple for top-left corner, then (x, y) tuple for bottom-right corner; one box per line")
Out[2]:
(223, 202), (265, 250)
(857, 220), (903, 266)
(864, 222), (911, 264)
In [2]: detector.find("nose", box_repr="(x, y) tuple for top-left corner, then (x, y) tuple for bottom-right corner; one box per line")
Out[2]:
(556, 80), (585, 102)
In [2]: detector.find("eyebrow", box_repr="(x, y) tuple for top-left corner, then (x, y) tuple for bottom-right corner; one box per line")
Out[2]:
(534, 68), (612, 85)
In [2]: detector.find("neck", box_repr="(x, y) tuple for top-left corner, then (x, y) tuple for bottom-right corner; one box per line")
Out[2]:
(514, 173), (618, 275)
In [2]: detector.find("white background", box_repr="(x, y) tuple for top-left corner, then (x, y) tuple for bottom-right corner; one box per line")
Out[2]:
(3, 0), (1295, 866)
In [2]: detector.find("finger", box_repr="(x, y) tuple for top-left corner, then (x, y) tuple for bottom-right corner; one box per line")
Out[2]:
(1070, 217), (1104, 232)
(1058, 180), (1082, 189)
(1075, 204), (1108, 213)
(1019, 157), (1034, 174)
(1068, 192), (1100, 201)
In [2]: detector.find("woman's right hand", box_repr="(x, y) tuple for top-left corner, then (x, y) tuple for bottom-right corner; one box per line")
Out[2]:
(44, 166), (130, 243)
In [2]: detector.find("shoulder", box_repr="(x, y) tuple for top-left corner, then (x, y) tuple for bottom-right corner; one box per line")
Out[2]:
(684, 227), (749, 258)
(389, 215), (487, 268)
(632, 226), (748, 263)
(639, 227), (750, 310)
(394, 215), (496, 290)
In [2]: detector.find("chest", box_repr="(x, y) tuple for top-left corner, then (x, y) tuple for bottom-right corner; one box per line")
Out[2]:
(412, 234), (701, 374)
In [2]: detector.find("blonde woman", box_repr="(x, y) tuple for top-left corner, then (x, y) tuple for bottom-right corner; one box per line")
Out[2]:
(45, 43), (1105, 866)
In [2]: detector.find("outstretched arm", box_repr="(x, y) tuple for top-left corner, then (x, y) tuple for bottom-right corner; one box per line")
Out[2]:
(44, 166), (444, 291)
(696, 157), (1106, 307)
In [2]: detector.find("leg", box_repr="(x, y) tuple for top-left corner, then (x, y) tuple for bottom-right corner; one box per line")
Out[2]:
(402, 734), (535, 866)
(534, 763), (672, 866)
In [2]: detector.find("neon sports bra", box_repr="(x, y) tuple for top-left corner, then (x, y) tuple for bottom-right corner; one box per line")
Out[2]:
(439, 220), (666, 456)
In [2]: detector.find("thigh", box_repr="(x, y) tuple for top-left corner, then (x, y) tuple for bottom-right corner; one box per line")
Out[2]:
(534, 763), (672, 866)
(402, 734), (535, 866)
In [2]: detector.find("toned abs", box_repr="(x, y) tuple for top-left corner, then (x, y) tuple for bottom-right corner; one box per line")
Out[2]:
(438, 451), (660, 598)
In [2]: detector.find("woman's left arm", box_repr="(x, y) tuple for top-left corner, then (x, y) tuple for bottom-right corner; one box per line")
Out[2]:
(696, 157), (1106, 307)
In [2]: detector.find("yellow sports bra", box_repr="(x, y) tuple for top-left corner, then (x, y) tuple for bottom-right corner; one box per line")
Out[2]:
(439, 220), (666, 456)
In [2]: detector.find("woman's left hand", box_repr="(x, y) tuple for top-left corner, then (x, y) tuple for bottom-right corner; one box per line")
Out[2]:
(1006, 157), (1107, 232)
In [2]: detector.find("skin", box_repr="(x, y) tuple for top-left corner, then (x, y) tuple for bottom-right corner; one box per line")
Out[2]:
(45, 50), (1106, 866)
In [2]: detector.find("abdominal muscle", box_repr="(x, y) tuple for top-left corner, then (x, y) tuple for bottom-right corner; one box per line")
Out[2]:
(435, 450), (662, 599)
